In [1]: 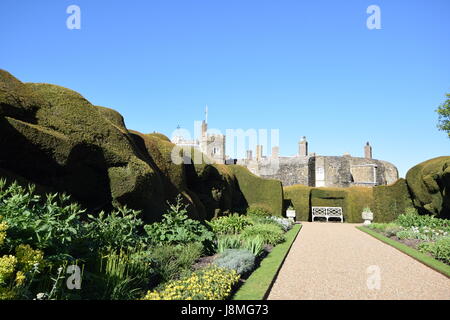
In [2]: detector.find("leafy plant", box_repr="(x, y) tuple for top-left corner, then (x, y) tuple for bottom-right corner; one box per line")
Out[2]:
(246, 207), (271, 217)
(0, 180), (84, 255)
(85, 206), (144, 250)
(267, 216), (293, 232)
(216, 235), (243, 253)
(148, 243), (203, 283)
(241, 224), (285, 246)
(214, 249), (255, 275)
(396, 209), (449, 230)
(418, 237), (450, 265)
(207, 213), (252, 235)
(144, 196), (214, 248)
(97, 247), (154, 300)
(242, 236), (265, 256)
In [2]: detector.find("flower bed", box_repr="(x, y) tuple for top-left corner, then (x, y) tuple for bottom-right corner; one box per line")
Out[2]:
(366, 209), (450, 265)
(0, 179), (294, 300)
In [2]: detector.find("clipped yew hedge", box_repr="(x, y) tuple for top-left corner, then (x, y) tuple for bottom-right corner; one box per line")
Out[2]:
(228, 165), (284, 217)
(405, 156), (450, 219)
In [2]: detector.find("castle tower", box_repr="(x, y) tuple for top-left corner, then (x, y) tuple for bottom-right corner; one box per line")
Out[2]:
(364, 142), (372, 159)
(299, 136), (308, 157)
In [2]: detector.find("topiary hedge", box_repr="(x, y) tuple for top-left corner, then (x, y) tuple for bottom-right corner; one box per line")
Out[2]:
(405, 156), (450, 219)
(372, 178), (414, 222)
(283, 185), (312, 221)
(228, 165), (284, 217)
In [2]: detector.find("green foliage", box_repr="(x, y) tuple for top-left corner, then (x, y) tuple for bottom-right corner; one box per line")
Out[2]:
(228, 165), (284, 216)
(405, 156), (450, 218)
(368, 223), (402, 237)
(216, 235), (243, 253)
(372, 179), (414, 222)
(246, 207), (271, 217)
(97, 247), (155, 300)
(144, 196), (214, 247)
(214, 249), (256, 275)
(0, 180), (84, 254)
(418, 237), (450, 265)
(148, 243), (203, 283)
(283, 185), (312, 221)
(436, 93), (450, 138)
(242, 236), (265, 256)
(207, 213), (252, 235)
(395, 209), (450, 231)
(241, 224), (285, 246)
(85, 206), (144, 250)
(267, 216), (293, 232)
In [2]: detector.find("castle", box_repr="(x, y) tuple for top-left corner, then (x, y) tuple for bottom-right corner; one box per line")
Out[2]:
(171, 106), (226, 164)
(172, 109), (399, 187)
(236, 138), (399, 188)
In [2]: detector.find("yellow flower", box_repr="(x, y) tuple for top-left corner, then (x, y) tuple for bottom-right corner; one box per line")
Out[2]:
(0, 255), (17, 284)
(15, 271), (26, 286)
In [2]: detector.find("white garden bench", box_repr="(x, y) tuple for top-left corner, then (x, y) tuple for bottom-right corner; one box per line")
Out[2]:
(312, 206), (344, 222)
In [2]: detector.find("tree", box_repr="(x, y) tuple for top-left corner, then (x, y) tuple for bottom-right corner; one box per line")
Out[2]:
(436, 93), (450, 138)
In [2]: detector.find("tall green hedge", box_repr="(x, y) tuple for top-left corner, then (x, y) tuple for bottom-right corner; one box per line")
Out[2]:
(405, 156), (450, 218)
(283, 185), (312, 221)
(372, 178), (414, 222)
(228, 165), (284, 216)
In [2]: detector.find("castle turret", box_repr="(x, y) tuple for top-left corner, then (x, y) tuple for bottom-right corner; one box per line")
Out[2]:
(299, 136), (308, 157)
(364, 142), (372, 159)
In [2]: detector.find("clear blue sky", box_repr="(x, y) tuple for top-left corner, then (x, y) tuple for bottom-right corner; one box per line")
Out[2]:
(1, 0), (449, 177)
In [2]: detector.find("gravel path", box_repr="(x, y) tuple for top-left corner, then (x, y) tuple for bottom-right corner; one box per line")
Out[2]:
(268, 222), (450, 300)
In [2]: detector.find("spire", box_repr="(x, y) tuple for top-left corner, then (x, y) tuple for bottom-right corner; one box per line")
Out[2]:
(205, 104), (208, 124)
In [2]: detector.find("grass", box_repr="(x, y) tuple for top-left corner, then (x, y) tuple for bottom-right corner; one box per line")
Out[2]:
(232, 223), (302, 300)
(357, 226), (450, 278)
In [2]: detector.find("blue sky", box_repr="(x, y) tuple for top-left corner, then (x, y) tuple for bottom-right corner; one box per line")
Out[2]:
(1, 0), (449, 177)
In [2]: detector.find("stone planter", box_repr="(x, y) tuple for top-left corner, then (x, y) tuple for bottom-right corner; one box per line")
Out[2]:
(286, 209), (296, 221)
(362, 210), (374, 225)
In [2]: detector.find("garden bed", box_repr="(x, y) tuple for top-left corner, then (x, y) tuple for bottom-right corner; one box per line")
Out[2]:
(232, 223), (302, 300)
(357, 209), (450, 278)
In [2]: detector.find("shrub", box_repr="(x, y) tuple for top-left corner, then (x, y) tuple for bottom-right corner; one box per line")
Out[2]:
(97, 247), (155, 300)
(214, 249), (255, 275)
(149, 243), (203, 283)
(396, 210), (450, 230)
(85, 206), (144, 250)
(418, 237), (450, 265)
(216, 235), (243, 253)
(368, 222), (402, 237)
(142, 265), (240, 300)
(241, 224), (285, 246)
(207, 214), (252, 235)
(144, 196), (214, 248)
(0, 181), (84, 254)
(242, 236), (265, 256)
(228, 165), (284, 216)
(267, 216), (293, 232)
(246, 207), (271, 217)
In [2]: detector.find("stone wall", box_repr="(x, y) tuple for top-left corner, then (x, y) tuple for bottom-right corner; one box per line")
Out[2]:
(237, 154), (398, 188)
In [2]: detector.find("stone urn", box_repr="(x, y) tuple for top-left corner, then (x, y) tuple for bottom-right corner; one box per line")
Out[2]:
(286, 207), (296, 221)
(362, 208), (374, 225)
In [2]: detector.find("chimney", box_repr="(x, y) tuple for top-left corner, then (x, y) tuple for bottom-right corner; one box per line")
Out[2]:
(364, 142), (372, 159)
(256, 145), (263, 160)
(271, 146), (279, 158)
(299, 136), (308, 157)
